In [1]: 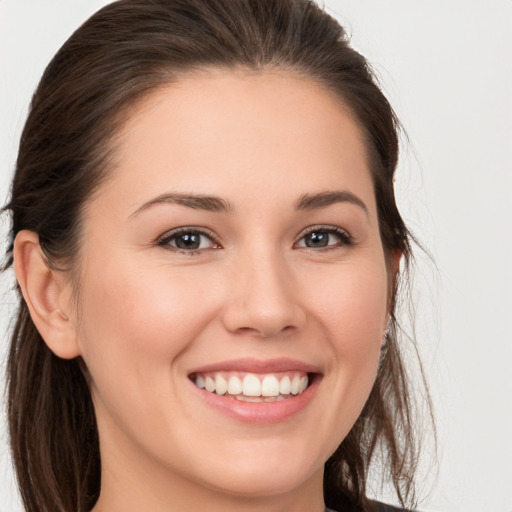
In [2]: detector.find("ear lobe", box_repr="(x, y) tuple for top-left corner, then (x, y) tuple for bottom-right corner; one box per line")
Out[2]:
(13, 230), (81, 359)
(390, 249), (402, 276)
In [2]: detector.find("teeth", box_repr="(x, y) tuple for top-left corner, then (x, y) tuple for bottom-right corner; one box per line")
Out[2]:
(193, 371), (310, 399)
(290, 375), (301, 395)
(227, 375), (242, 395)
(215, 375), (228, 395)
(261, 375), (280, 397)
(205, 376), (215, 393)
(242, 374), (261, 396)
(279, 375), (291, 395)
(235, 395), (263, 402)
(234, 395), (287, 403)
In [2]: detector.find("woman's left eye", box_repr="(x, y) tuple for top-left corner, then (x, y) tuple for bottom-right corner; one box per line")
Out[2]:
(295, 227), (352, 249)
(158, 229), (219, 252)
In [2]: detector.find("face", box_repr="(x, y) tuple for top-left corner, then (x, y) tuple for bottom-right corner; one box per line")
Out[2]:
(71, 71), (390, 504)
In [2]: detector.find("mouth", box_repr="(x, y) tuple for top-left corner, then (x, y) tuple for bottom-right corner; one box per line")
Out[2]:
(187, 359), (321, 423)
(189, 370), (311, 403)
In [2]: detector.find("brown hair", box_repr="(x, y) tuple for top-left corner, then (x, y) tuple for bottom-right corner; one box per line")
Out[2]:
(3, 1), (432, 511)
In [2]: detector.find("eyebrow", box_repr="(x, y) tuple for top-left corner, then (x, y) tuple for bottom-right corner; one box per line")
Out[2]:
(130, 192), (233, 218)
(295, 190), (368, 215)
(130, 189), (368, 218)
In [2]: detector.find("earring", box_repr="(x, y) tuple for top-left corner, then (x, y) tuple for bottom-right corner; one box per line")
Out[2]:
(381, 321), (391, 348)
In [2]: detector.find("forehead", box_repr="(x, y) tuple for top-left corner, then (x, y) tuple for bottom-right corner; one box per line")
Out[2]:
(96, 69), (375, 216)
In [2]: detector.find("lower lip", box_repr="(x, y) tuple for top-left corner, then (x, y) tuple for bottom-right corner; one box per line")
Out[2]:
(191, 375), (320, 424)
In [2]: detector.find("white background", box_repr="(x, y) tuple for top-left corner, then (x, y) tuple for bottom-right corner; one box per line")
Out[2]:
(1, 1), (511, 511)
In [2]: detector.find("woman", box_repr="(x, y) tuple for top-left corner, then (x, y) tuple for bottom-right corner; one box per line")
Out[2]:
(3, 1), (431, 511)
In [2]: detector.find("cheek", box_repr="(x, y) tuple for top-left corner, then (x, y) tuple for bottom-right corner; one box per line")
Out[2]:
(311, 259), (388, 346)
(309, 260), (387, 429)
(74, 259), (225, 454)
(75, 258), (220, 400)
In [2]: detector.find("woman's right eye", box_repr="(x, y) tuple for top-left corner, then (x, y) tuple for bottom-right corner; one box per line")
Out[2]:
(158, 228), (220, 253)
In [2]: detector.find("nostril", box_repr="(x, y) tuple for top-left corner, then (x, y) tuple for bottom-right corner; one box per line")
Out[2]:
(233, 323), (297, 338)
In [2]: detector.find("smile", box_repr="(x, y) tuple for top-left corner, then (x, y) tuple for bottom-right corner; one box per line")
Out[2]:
(188, 358), (321, 423)
(192, 371), (309, 402)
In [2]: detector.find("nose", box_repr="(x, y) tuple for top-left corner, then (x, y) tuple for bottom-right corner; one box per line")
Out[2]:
(221, 250), (306, 338)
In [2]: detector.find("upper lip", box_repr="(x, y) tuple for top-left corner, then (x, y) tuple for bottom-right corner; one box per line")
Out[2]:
(188, 357), (322, 375)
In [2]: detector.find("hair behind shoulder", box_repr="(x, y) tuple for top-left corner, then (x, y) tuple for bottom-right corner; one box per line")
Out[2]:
(3, 1), (433, 511)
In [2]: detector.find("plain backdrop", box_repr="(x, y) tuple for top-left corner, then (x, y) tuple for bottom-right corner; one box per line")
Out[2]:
(1, 1), (511, 511)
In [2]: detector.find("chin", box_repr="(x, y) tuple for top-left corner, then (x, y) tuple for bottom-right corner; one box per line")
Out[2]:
(201, 464), (319, 498)
(187, 439), (325, 498)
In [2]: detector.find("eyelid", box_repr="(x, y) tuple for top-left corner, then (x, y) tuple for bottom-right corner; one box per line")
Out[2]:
(294, 225), (353, 249)
(155, 224), (352, 253)
(156, 226), (222, 251)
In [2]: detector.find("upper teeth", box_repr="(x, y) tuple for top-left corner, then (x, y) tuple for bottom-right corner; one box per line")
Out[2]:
(194, 372), (309, 397)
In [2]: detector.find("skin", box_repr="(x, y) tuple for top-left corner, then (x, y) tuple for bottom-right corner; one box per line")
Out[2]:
(15, 70), (392, 512)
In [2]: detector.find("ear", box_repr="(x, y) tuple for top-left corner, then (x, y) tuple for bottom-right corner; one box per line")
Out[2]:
(13, 230), (81, 359)
(389, 249), (402, 281)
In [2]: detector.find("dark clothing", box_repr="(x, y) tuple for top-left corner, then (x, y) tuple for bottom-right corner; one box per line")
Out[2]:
(371, 502), (409, 512)
(327, 501), (410, 512)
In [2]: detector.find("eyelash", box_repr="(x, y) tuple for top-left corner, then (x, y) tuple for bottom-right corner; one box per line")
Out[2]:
(157, 227), (221, 255)
(295, 225), (353, 250)
(157, 225), (353, 255)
